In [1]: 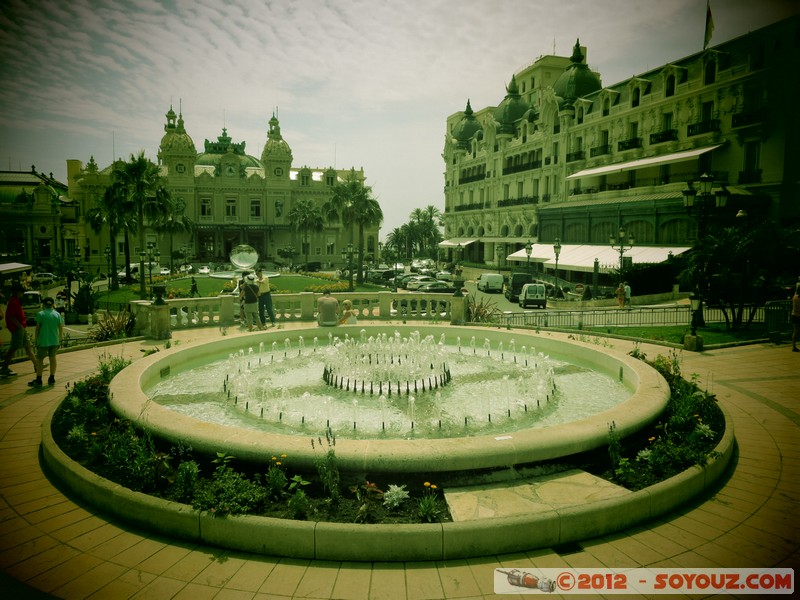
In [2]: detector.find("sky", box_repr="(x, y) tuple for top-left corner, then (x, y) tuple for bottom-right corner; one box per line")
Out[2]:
(1, 0), (798, 237)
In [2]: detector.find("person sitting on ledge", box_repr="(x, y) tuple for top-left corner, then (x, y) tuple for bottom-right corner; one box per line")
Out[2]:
(317, 290), (339, 327)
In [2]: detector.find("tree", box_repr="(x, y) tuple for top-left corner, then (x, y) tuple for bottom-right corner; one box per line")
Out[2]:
(113, 152), (172, 297)
(409, 205), (443, 259)
(324, 169), (383, 284)
(154, 195), (194, 274)
(86, 182), (127, 290)
(287, 198), (324, 267)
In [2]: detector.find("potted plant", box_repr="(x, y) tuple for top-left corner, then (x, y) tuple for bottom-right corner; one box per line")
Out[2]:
(71, 275), (101, 323)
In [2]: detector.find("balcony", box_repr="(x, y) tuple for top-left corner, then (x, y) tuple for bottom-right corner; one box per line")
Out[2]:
(732, 109), (766, 128)
(589, 145), (611, 158)
(502, 160), (541, 176)
(738, 169), (762, 184)
(687, 119), (720, 137)
(617, 137), (643, 151)
(566, 150), (585, 162)
(649, 129), (678, 144)
(459, 172), (486, 184)
(454, 202), (484, 212)
(497, 196), (539, 208)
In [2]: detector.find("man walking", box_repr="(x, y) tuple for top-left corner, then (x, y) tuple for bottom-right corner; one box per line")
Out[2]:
(256, 269), (276, 328)
(29, 296), (63, 387)
(1, 282), (39, 379)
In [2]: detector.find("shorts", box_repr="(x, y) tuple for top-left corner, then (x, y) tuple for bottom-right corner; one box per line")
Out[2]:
(37, 345), (58, 360)
(9, 328), (30, 351)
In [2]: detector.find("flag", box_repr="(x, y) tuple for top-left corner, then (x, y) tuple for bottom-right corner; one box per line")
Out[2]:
(703, 0), (715, 49)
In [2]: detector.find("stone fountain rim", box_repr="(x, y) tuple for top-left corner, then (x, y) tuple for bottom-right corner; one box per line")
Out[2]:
(109, 325), (670, 474)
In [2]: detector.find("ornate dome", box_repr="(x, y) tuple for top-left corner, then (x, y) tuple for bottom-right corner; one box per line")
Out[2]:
(493, 75), (530, 135)
(159, 106), (196, 154)
(451, 100), (483, 149)
(552, 40), (602, 109)
(196, 127), (263, 169)
(261, 113), (293, 161)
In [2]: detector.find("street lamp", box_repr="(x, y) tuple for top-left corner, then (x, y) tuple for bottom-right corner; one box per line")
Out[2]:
(552, 237), (562, 297)
(341, 242), (355, 291)
(682, 173), (730, 327)
(103, 245), (111, 279)
(524, 240), (532, 274)
(609, 226), (634, 273)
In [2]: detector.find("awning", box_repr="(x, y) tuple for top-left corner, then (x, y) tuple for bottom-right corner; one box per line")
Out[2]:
(438, 238), (478, 248)
(506, 245), (690, 273)
(566, 144), (724, 180)
(0, 262), (32, 275)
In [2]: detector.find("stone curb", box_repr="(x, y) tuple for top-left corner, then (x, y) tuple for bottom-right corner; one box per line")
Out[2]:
(39, 402), (734, 562)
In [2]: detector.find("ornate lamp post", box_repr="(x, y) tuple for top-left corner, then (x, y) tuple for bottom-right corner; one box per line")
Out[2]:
(609, 226), (634, 273)
(682, 173), (730, 328)
(341, 242), (355, 291)
(524, 240), (533, 274)
(552, 237), (562, 297)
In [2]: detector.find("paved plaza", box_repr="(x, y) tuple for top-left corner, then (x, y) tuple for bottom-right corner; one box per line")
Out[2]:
(1, 324), (798, 599)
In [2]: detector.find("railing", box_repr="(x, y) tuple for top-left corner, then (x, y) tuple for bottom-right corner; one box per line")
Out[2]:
(565, 150), (585, 162)
(617, 137), (643, 151)
(649, 129), (678, 144)
(454, 202), (484, 212)
(502, 160), (541, 175)
(687, 119), (720, 137)
(494, 305), (766, 330)
(590, 145), (611, 158)
(497, 196), (538, 207)
(732, 109), (766, 128)
(459, 172), (486, 184)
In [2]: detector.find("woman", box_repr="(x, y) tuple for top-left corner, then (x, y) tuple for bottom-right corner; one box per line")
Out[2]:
(615, 283), (625, 309)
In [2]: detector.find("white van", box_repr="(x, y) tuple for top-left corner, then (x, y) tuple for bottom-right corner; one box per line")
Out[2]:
(519, 282), (547, 309)
(476, 273), (504, 293)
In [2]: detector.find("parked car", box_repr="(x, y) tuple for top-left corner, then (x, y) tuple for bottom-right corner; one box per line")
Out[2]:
(21, 290), (43, 323)
(519, 282), (548, 309)
(405, 275), (438, 290)
(178, 264), (193, 274)
(476, 273), (504, 293)
(416, 281), (456, 293)
(435, 271), (453, 282)
(197, 265), (211, 275)
(30, 273), (55, 288)
(159, 267), (171, 276)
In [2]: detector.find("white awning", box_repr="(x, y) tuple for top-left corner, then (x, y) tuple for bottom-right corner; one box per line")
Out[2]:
(438, 238), (478, 248)
(0, 262), (32, 275)
(566, 144), (724, 180)
(506, 245), (690, 273)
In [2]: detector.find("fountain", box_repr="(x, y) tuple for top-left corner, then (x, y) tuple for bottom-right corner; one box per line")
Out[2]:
(110, 325), (670, 481)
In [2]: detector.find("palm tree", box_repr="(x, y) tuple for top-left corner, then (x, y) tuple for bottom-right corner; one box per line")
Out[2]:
(113, 151), (172, 297)
(86, 182), (126, 290)
(324, 169), (383, 283)
(154, 196), (194, 274)
(287, 198), (325, 266)
(409, 205), (443, 259)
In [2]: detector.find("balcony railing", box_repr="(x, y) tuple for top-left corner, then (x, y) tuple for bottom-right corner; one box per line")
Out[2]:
(502, 160), (541, 175)
(617, 137), (643, 151)
(738, 169), (762, 184)
(732, 109), (766, 128)
(497, 196), (539, 208)
(687, 119), (720, 137)
(566, 150), (585, 162)
(649, 129), (678, 144)
(454, 202), (484, 212)
(459, 172), (486, 184)
(589, 145), (611, 158)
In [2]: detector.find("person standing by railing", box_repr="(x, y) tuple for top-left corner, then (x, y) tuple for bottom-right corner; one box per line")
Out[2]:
(256, 269), (276, 328)
(791, 283), (800, 353)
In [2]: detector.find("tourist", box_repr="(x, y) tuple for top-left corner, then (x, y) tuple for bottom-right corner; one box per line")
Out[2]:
(338, 299), (357, 325)
(1, 282), (39, 379)
(624, 281), (632, 308)
(317, 290), (339, 327)
(256, 269), (276, 328)
(242, 274), (262, 331)
(29, 296), (64, 387)
(791, 283), (800, 352)
(616, 283), (625, 309)
(190, 277), (199, 298)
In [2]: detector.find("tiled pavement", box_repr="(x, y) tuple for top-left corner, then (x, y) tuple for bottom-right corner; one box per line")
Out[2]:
(1, 325), (798, 599)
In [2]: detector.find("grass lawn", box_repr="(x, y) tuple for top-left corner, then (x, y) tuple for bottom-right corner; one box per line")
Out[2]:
(585, 322), (769, 345)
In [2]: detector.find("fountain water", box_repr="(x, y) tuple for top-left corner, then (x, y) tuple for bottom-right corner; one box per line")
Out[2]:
(111, 325), (669, 478)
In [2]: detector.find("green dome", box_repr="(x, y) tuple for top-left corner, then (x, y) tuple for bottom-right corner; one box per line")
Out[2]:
(261, 113), (293, 161)
(553, 40), (602, 108)
(159, 107), (196, 154)
(451, 100), (483, 149)
(493, 75), (530, 135)
(196, 127), (263, 169)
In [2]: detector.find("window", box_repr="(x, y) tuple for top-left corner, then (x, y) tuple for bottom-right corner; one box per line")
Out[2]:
(663, 112), (673, 130)
(326, 238), (335, 255)
(552, 141), (559, 164)
(301, 174), (310, 185)
(200, 199), (212, 219)
(603, 99), (610, 116)
(577, 107), (584, 124)
(503, 183), (509, 200)
(632, 87), (640, 107)
(744, 140), (760, 174)
(629, 122), (638, 139)
(665, 74), (675, 97)
(326, 174), (335, 186)
(517, 181), (524, 197)
(250, 200), (261, 219)
(225, 198), (237, 218)
(704, 60), (716, 85)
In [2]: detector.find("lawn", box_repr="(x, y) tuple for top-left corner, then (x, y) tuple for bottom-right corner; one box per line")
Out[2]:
(585, 322), (769, 345)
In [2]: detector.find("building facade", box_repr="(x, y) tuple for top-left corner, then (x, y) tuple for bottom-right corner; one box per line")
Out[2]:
(57, 109), (378, 274)
(442, 16), (799, 276)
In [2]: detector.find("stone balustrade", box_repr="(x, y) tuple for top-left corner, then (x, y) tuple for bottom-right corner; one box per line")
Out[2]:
(130, 291), (466, 339)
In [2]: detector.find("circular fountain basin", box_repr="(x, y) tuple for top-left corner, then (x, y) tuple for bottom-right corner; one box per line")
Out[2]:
(109, 326), (670, 477)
